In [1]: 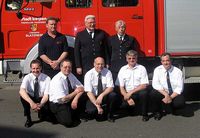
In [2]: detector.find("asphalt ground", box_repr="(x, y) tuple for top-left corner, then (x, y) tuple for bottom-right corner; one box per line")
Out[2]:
(0, 81), (199, 138)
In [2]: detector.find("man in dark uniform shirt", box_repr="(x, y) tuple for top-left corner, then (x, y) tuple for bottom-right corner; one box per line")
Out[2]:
(38, 17), (68, 78)
(108, 20), (136, 82)
(74, 15), (108, 82)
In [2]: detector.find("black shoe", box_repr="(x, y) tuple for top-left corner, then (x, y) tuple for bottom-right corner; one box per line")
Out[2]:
(142, 115), (149, 122)
(107, 117), (115, 123)
(80, 113), (89, 122)
(80, 117), (88, 122)
(154, 112), (162, 121)
(107, 113), (115, 123)
(24, 120), (33, 128)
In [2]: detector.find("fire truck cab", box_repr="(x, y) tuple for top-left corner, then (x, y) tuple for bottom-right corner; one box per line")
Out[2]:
(0, 0), (200, 83)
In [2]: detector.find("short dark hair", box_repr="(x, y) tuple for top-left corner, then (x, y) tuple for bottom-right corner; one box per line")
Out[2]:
(30, 59), (41, 67)
(60, 59), (72, 68)
(160, 52), (171, 60)
(46, 16), (60, 24)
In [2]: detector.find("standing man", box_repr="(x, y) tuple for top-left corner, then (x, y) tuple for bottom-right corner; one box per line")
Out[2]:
(38, 16), (68, 78)
(108, 20), (136, 81)
(116, 50), (149, 122)
(150, 53), (185, 120)
(49, 60), (84, 127)
(74, 15), (108, 82)
(19, 59), (51, 128)
(84, 57), (117, 122)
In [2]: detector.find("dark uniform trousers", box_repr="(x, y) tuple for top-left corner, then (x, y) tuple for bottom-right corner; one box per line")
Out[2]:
(85, 92), (117, 120)
(49, 102), (73, 127)
(119, 89), (149, 116)
(49, 93), (87, 127)
(20, 96), (51, 121)
(149, 89), (185, 113)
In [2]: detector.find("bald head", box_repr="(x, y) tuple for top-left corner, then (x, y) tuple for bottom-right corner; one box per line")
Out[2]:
(94, 57), (105, 72)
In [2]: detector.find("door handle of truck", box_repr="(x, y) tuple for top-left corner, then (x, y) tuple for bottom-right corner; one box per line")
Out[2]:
(132, 15), (143, 19)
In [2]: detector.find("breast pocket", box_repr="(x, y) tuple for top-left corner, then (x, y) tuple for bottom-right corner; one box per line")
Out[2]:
(134, 73), (142, 82)
(101, 77), (107, 89)
(124, 73), (131, 80)
(123, 74), (131, 86)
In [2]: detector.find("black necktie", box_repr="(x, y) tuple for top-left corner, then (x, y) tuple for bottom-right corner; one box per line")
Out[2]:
(66, 76), (73, 94)
(119, 36), (123, 44)
(97, 73), (103, 96)
(89, 32), (93, 39)
(166, 71), (173, 95)
(34, 77), (39, 101)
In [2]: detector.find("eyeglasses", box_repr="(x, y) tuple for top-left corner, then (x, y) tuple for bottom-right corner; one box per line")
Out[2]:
(87, 22), (96, 25)
(128, 57), (136, 60)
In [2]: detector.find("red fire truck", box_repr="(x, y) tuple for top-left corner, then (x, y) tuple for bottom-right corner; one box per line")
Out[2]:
(0, 0), (200, 83)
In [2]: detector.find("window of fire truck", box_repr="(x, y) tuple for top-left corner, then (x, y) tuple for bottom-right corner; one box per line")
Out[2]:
(102, 0), (138, 7)
(27, 0), (55, 2)
(5, 0), (23, 11)
(65, 0), (92, 8)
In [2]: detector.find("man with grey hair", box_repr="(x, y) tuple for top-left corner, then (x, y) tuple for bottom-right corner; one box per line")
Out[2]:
(108, 20), (136, 82)
(74, 15), (108, 82)
(116, 50), (149, 122)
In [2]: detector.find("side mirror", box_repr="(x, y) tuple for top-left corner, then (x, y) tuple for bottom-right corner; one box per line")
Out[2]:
(16, 11), (23, 19)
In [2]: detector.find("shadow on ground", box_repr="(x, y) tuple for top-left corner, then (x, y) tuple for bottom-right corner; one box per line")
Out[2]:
(0, 125), (57, 138)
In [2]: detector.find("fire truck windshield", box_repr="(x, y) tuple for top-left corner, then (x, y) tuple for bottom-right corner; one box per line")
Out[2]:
(6, 0), (23, 11)
(102, 0), (138, 7)
(66, 0), (92, 8)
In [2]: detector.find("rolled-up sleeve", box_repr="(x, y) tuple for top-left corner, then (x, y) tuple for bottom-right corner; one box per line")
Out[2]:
(152, 68), (163, 91)
(106, 71), (114, 88)
(44, 77), (51, 95)
(140, 67), (149, 85)
(173, 71), (184, 94)
(84, 72), (92, 92)
(115, 68), (125, 87)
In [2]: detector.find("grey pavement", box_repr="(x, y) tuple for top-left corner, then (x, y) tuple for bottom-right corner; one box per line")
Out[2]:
(0, 82), (200, 138)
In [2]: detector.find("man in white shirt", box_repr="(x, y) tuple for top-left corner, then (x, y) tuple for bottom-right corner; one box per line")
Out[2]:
(150, 53), (185, 120)
(19, 59), (51, 128)
(116, 50), (149, 122)
(84, 57), (117, 122)
(49, 59), (84, 127)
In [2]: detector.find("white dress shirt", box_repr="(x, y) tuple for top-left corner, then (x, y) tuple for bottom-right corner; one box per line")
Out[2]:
(84, 68), (114, 96)
(152, 65), (183, 94)
(86, 29), (94, 38)
(115, 64), (149, 92)
(117, 34), (125, 41)
(49, 72), (83, 103)
(20, 73), (50, 97)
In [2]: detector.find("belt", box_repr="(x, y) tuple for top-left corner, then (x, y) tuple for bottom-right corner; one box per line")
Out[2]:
(50, 101), (69, 105)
